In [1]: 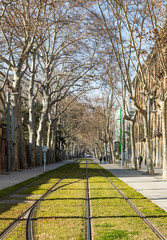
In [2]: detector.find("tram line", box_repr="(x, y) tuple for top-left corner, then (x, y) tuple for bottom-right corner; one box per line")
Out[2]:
(1, 160), (167, 239)
(0, 163), (78, 240)
(94, 162), (167, 240)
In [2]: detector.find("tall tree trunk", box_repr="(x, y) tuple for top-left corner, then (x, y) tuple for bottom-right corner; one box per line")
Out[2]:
(130, 121), (137, 169)
(121, 118), (125, 166)
(36, 134), (43, 166)
(104, 141), (108, 161)
(28, 96), (36, 167)
(36, 92), (49, 165)
(109, 139), (115, 163)
(143, 112), (154, 174)
(10, 93), (19, 171)
(52, 122), (57, 163)
(18, 93), (27, 169)
(47, 112), (52, 164)
(28, 52), (36, 167)
(18, 115), (27, 169)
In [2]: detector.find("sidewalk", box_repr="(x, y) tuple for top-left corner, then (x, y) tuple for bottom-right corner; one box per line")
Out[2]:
(0, 160), (75, 190)
(96, 160), (167, 212)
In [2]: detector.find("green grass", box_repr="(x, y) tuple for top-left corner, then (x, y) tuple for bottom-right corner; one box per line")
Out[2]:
(99, 167), (167, 237)
(76, 158), (93, 162)
(89, 164), (163, 240)
(96, 227), (138, 240)
(0, 163), (76, 234)
(33, 163), (87, 239)
(0, 203), (30, 232)
(1, 161), (167, 239)
(5, 221), (26, 240)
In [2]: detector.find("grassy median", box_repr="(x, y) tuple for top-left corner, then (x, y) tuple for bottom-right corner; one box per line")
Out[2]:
(33, 162), (87, 240)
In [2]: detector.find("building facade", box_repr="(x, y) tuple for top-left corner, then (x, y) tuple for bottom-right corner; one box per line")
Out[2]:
(134, 43), (167, 167)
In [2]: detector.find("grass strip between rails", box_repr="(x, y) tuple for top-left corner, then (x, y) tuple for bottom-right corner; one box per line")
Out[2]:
(33, 162), (87, 240)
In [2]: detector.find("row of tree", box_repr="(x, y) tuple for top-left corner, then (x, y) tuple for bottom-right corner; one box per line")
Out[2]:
(83, 0), (167, 177)
(0, 0), (101, 171)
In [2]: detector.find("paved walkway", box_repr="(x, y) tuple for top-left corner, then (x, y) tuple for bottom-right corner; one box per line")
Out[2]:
(95, 160), (167, 212)
(0, 159), (167, 212)
(0, 160), (75, 190)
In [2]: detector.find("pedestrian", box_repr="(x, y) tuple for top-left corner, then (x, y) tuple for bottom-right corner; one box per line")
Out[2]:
(138, 155), (143, 169)
(99, 156), (102, 164)
(103, 156), (106, 164)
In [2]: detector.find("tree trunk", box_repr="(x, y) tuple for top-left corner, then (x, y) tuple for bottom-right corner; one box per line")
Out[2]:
(18, 93), (27, 169)
(36, 92), (49, 165)
(47, 121), (51, 164)
(28, 53), (36, 167)
(28, 101), (36, 167)
(121, 118), (125, 166)
(109, 139), (115, 163)
(29, 128), (36, 167)
(143, 113), (154, 174)
(104, 141), (108, 162)
(18, 115), (27, 169)
(130, 121), (137, 169)
(10, 93), (19, 171)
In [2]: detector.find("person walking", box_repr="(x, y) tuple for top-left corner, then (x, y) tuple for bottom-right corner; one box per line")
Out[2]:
(138, 155), (143, 169)
(103, 156), (106, 164)
(99, 156), (102, 164)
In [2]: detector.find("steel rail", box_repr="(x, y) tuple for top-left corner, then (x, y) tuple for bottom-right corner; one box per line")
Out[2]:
(95, 163), (167, 240)
(86, 161), (92, 240)
(26, 163), (80, 240)
(0, 163), (78, 240)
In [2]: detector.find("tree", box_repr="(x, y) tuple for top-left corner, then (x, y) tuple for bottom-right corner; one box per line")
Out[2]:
(0, 0), (50, 170)
(82, 0), (166, 174)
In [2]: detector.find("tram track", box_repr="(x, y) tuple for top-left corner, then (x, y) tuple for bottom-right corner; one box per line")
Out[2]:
(1, 160), (166, 239)
(26, 160), (87, 240)
(94, 162), (167, 240)
(26, 178), (85, 240)
(0, 163), (78, 240)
